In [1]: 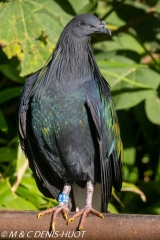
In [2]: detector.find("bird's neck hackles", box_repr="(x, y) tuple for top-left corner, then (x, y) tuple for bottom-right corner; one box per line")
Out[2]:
(34, 32), (110, 100)
(53, 34), (94, 83)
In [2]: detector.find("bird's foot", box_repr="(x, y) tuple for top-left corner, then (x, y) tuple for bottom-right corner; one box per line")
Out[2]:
(68, 206), (104, 230)
(38, 204), (70, 231)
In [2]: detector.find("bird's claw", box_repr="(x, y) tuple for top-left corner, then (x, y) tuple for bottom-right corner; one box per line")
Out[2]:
(68, 217), (73, 224)
(99, 213), (104, 219)
(37, 205), (70, 231)
(68, 211), (82, 225)
(79, 225), (83, 231)
(52, 222), (55, 232)
(37, 213), (42, 218)
(68, 207), (104, 230)
(37, 207), (57, 219)
(64, 213), (68, 221)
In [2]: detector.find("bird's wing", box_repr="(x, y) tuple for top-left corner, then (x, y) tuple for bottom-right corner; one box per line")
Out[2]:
(17, 68), (60, 199)
(18, 70), (40, 149)
(86, 82), (123, 211)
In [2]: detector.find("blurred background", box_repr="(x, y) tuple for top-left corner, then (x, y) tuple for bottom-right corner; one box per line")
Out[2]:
(0, 0), (159, 214)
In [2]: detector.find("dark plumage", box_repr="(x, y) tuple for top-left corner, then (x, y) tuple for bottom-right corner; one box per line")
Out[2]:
(18, 14), (123, 230)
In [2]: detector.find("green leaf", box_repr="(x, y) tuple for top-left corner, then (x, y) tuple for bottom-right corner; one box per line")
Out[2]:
(0, 0), (73, 76)
(123, 148), (136, 166)
(108, 203), (119, 213)
(101, 68), (152, 89)
(94, 33), (145, 54)
(16, 144), (27, 174)
(122, 182), (146, 202)
(3, 196), (38, 210)
(0, 87), (22, 104)
(16, 174), (57, 209)
(156, 1), (160, 13)
(112, 191), (125, 208)
(12, 145), (29, 193)
(113, 89), (153, 110)
(0, 147), (17, 162)
(0, 110), (8, 132)
(0, 64), (24, 83)
(145, 90), (160, 125)
(16, 186), (47, 208)
(104, 10), (126, 27)
(98, 59), (160, 90)
(98, 58), (160, 109)
(0, 179), (16, 204)
(20, 176), (40, 191)
(95, 51), (141, 64)
(68, 0), (96, 14)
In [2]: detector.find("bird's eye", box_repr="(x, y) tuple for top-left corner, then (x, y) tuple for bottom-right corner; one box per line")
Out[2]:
(80, 20), (86, 26)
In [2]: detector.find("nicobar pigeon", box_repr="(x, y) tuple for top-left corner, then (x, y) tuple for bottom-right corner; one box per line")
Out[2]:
(18, 14), (123, 231)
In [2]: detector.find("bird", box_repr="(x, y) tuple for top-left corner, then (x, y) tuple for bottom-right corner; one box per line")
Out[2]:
(18, 14), (123, 231)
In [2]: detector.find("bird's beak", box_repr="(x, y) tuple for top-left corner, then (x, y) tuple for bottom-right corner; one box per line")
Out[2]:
(96, 21), (112, 36)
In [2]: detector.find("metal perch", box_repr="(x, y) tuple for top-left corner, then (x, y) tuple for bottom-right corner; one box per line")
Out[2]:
(0, 210), (160, 240)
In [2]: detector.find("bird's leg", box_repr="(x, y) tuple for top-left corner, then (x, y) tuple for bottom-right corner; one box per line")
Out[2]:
(38, 184), (71, 231)
(68, 180), (104, 230)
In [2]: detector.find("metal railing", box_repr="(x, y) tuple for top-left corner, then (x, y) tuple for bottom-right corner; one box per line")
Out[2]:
(0, 210), (160, 239)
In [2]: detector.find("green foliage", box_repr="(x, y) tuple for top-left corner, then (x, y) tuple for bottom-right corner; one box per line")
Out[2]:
(0, 0), (159, 214)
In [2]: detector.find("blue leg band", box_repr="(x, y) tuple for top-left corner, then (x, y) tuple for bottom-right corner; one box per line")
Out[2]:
(58, 193), (69, 204)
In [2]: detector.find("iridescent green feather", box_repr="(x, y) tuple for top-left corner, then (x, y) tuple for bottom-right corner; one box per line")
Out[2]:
(107, 98), (123, 162)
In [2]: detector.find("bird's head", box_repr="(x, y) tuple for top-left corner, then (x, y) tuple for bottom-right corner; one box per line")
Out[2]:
(64, 14), (111, 39)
